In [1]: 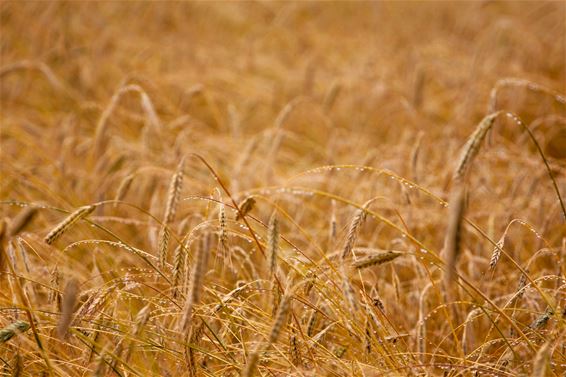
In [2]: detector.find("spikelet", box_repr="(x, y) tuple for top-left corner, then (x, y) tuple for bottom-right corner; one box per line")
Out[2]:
(267, 213), (279, 276)
(56, 278), (79, 339)
(532, 341), (552, 377)
(243, 290), (292, 377)
(341, 201), (370, 259)
(255, 295), (292, 374)
(8, 206), (37, 237)
(113, 173), (135, 208)
(364, 320), (372, 354)
(158, 158), (185, 268)
(93, 84), (160, 158)
(0, 321), (30, 343)
(124, 304), (152, 363)
(443, 183), (466, 284)
(323, 81), (341, 112)
(0, 219), (5, 272)
(236, 197), (256, 221)
(179, 236), (209, 334)
(44, 205), (95, 245)
(489, 235), (505, 271)
(289, 326), (302, 367)
(516, 270), (528, 299)
(453, 112), (499, 181)
(218, 200), (228, 259)
(242, 351), (260, 377)
(171, 243), (186, 298)
(164, 159), (185, 225)
(488, 78), (566, 113)
(157, 226), (170, 270)
(328, 199), (337, 251)
(351, 250), (402, 269)
(529, 307), (554, 329)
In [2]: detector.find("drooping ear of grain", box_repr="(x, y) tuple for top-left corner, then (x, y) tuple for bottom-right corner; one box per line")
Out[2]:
(44, 205), (96, 245)
(56, 278), (79, 339)
(453, 112), (499, 181)
(351, 250), (403, 269)
(8, 206), (37, 237)
(443, 183), (466, 284)
(235, 197), (256, 221)
(113, 173), (135, 208)
(93, 84), (159, 158)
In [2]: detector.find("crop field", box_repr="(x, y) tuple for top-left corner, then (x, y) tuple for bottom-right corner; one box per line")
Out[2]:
(1, 1), (565, 376)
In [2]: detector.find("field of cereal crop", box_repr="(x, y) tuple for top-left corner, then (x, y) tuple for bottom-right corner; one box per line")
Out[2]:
(1, 2), (565, 376)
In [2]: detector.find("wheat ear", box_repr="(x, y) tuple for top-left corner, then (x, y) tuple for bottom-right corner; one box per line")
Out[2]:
(113, 172), (135, 208)
(179, 235), (209, 334)
(443, 183), (466, 284)
(0, 321), (30, 343)
(56, 278), (79, 339)
(267, 212), (279, 277)
(158, 158), (185, 268)
(453, 112), (499, 181)
(8, 206), (37, 237)
(341, 200), (372, 259)
(351, 250), (403, 269)
(44, 205), (95, 245)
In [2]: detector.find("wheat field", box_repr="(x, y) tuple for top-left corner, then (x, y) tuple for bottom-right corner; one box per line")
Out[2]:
(1, 1), (565, 376)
